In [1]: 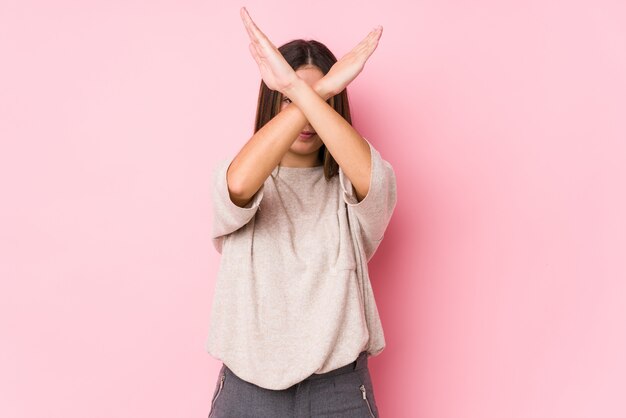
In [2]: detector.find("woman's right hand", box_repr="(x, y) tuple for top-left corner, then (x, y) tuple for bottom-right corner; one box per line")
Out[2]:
(240, 7), (299, 94)
(319, 26), (383, 98)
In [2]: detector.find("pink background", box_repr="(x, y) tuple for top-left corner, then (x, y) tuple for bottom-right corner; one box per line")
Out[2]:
(2, 1), (625, 417)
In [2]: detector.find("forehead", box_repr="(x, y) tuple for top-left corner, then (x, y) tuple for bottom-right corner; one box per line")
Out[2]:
(295, 65), (324, 83)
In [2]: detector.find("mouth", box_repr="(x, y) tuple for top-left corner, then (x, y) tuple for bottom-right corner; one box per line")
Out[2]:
(299, 131), (316, 139)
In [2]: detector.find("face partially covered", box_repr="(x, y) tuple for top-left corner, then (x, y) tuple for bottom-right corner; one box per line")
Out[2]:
(278, 65), (325, 166)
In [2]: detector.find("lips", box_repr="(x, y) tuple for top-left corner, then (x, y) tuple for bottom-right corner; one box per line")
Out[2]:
(299, 131), (316, 139)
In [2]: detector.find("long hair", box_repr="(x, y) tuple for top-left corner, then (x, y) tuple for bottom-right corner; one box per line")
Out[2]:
(253, 39), (353, 180)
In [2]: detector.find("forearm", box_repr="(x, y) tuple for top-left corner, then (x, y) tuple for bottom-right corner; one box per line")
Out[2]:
(284, 78), (371, 201)
(227, 83), (328, 206)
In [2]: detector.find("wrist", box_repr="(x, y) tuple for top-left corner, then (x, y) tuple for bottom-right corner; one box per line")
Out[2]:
(282, 77), (307, 101)
(283, 77), (334, 103)
(313, 80), (332, 101)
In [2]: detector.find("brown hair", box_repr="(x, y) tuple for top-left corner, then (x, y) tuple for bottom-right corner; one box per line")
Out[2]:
(253, 39), (353, 180)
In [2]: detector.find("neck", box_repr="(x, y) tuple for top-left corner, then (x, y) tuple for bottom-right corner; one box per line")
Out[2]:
(279, 151), (322, 168)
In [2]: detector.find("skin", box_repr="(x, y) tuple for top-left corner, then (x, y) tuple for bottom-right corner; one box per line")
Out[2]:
(277, 65), (326, 168)
(227, 6), (382, 207)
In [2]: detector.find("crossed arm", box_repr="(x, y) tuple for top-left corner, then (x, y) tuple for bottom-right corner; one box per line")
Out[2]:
(283, 77), (372, 203)
(228, 7), (382, 207)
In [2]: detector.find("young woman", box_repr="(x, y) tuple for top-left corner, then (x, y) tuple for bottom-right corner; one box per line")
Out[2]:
(206, 7), (397, 417)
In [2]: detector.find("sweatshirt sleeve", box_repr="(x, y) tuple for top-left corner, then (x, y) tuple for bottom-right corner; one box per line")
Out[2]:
(338, 138), (398, 262)
(210, 157), (264, 254)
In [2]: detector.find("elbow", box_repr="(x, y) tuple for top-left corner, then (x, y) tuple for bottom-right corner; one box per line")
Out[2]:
(226, 171), (254, 208)
(227, 180), (255, 208)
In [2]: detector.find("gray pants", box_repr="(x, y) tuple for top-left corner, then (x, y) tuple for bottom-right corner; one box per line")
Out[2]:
(208, 351), (380, 418)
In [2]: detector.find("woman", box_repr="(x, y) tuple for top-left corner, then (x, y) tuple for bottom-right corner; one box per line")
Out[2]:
(206, 7), (397, 417)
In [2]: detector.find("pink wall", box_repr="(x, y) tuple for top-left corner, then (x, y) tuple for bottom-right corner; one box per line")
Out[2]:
(2, 1), (625, 417)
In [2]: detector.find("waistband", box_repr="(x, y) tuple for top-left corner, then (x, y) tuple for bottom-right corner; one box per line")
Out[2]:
(303, 351), (369, 381)
(221, 351), (369, 384)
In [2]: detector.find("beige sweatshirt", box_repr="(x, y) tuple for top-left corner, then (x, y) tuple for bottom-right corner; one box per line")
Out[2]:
(206, 138), (397, 390)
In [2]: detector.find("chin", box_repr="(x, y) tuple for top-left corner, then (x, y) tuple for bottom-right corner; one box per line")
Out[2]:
(291, 142), (323, 153)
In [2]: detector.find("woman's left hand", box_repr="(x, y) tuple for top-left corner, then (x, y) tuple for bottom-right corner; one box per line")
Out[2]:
(240, 7), (298, 94)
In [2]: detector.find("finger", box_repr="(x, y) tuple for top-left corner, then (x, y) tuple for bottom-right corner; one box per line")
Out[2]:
(240, 7), (260, 44)
(360, 27), (383, 53)
(353, 26), (381, 53)
(372, 26), (383, 43)
(241, 7), (272, 48)
(252, 41), (265, 60)
(350, 30), (381, 63)
(365, 26), (382, 47)
(363, 38), (380, 60)
(241, 7), (265, 40)
(248, 42), (261, 65)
